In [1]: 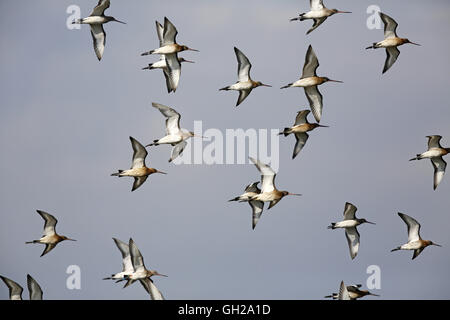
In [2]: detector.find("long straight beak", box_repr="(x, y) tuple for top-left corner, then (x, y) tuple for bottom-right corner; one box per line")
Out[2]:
(114, 19), (126, 24)
(366, 221), (376, 225)
(188, 48), (199, 52)
(184, 60), (195, 63)
(433, 243), (442, 247)
(156, 170), (167, 175)
(337, 11), (352, 14)
(288, 193), (302, 196)
(369, 293), (380, 297)
(194, 134), (208, 139)
(155, 272), (168, 277)
(142, 66), (150, 70)
(261, 84), (272, 87)
(410, 41), (421, 46)
(329, 79), (343, 83)
(67, 238), (77, 241)
(318, 124), (329, 128)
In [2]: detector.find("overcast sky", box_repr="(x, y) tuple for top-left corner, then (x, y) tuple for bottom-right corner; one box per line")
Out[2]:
(1, 0), (450, 300)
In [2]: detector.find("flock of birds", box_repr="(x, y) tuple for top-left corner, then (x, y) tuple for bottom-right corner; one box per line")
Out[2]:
(1, 0), (449, 300)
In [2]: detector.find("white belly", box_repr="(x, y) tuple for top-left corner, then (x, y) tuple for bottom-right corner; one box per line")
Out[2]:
(421, 149), (445, 159)
(229, 81), (253, 91)
(254, 192), (276, 202)
(292, 78), (318, 87)
(401, 241), (422, 250)
(377, 38), (402, 48)
(130, 270), (147, 280)
(158, 134), (183, 145)
(303, 9), (330, 19)
(238, 191), (259, 201)
(334, 220), (358, 228)
(153, 45), (178, 55)
(151, 59), (167, 69)
(113, 271), (132, 279)
(81, 16), (107, 24)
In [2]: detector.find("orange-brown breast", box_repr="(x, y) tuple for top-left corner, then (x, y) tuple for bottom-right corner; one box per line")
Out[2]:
(291, 123), (317, 133)
(146, 167), (158, 175)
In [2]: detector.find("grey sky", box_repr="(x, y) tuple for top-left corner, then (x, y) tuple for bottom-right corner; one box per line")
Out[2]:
(1, 0), (450, 299)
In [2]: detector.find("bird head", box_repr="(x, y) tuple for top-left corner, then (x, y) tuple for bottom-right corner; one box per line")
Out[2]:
(62, 236), (77, 242)
(181, 45), (199, 52)
(322, 77), (343, 84)
(254, 81), (272, 88)
(359, 218), (376, 225)
(107, 16), (126, 24)
(152, 271), (168, 278)
(404, 39), (420, 46)
(281, 191), (302, 198)
(331, 9), (352, 15)
(179, 58), (195, 64)
(428, 241), (442, 248)
(189, 131), (207, 139)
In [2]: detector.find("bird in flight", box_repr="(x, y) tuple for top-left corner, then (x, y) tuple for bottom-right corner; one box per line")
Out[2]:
(72, 0), (126, 61)
(290, 0), (351, 35)
(25, 210), (76, 257)
(281, 45), (342, 122)
(111, 137), (167, 191)
(366, 12), (420, 73)
(220, 47), (271, 107)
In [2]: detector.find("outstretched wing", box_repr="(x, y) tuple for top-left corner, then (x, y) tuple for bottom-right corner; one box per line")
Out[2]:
(90, 24), (106, 61)
(301, 45), (319, 78)
(427, 135), (443, 150)
(40, 244), (56, 257)
(152, 102), (181, 135)
(343, 202), (357, 220)
(379, 12), (398, 39)
(249, 157), (276, 193)
(294, 110), (310, 126)
(169, 140), (187, 162)
(155, 21), (164, 47)
(0, 276), (23, 300)
(27, 274), (43, 300)
(162, 68), (174, 93)
(249, 200), (264, 230)
(37, 210), (58, 237)
(310, 0), (324, 11)
(431, 157), (447, 190)
(112, 238), (133, 273)
(293, 133), (309, 159)
(236, 89), (252, 107)
(304, 86), (323, 123)
(345, 227), (360, 260)
(382, 47), (400, 74)
(338, 281), (350, 300)
(162, 17), (178, 45)
(129, 238), (146, 272)
(234, 47), (252, 82)
(244, 182), (260, 193)
(89, 0), (110, 17)
(132, 176), (148, 192)
(140, 278), (165, 300)
(130, 137), (148, 169)
(398, 212), (421, 242)
(165, 53), (181, 92)
(306, 18), (327, 35)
